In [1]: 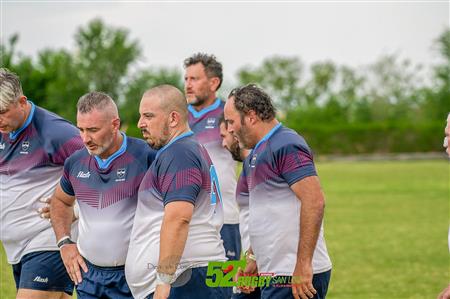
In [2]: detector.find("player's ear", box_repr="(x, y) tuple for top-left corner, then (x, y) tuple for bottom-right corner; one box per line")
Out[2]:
(168, 111), (180, 128)
(112, 117), (121, 130)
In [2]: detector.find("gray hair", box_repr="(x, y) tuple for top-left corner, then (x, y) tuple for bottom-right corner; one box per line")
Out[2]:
(0, 68), (23, 111)
(77, 91), (118, 117)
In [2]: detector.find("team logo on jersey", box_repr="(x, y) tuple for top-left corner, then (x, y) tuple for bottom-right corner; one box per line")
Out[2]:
(250, 154), (257, 168)
(205, 118), (216, 129)
(0, 142), (5, 150)
(20, 141), (30, 154)
(115, 168), (126, 182)
(77, 171), (91, 178)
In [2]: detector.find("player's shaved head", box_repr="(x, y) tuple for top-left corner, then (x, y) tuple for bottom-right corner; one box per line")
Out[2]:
(142, 85), (187, 122)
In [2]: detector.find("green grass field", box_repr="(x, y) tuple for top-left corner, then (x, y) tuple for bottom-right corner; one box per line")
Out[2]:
(1, 160), (448, 298)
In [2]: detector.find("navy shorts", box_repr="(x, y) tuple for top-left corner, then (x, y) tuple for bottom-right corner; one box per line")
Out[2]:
(147, 267), (230, 299)
(12, 250), (74, 295)
(260, 270), (331, 299)
(76, 259), (133, 299)
(220, 224), (242, 261)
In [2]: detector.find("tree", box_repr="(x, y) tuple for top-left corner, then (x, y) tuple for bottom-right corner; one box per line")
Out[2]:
(237, 56), (303, 110)
(74, 18), (141, 101)
(121, 68), (183, 136)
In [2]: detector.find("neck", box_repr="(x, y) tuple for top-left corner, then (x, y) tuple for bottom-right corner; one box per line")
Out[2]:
(253, 119), (280, 145)
(192, 95), (217, 112)
(99, 132), (123, 160)
(241, 149), (251, 160)
(17, 101), (32, 130)
(166, 124), (191, 144)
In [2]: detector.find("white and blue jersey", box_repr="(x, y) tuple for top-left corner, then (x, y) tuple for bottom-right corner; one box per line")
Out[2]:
(60, 134), (156, 267)
(236, 166), (251, 253)
(126, 132), (226, 299)
(0, 102), (84, 264)
(188, 99), (240, 224)
(246, 124), (332, 275)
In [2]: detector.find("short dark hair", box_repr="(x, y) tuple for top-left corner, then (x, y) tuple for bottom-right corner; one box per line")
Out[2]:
(228, 84), (276, 122)
(218, 112), (227, 129)
(184, 53), (223, 90)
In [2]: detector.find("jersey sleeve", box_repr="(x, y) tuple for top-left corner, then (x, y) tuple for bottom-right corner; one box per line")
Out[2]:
(274, 142), (317, 186)
(60, 158), (75, 196)
(44, 118), (84, 165)
(157, 149), (204, 206)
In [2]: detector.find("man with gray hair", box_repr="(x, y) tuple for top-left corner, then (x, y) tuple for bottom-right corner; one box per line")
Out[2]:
(0, 68), (84, 298)
(50, 91), (156, 298)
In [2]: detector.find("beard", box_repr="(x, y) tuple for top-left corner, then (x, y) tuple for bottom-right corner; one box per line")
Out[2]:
(229, 141), (243, 162)
(186, 92), (209, 107)
(86, 136), (114, 157)
(144, 122), (170, 150)
(235, 122), (254, 150)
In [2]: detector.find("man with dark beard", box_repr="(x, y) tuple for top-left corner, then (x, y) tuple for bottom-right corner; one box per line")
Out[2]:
(126, 85), (227, 299)
(219, 115), (261, 299)
(224, 84), (332, 299)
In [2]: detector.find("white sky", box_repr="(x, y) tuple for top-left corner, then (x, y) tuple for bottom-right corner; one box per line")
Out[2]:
(1, 1), (449, 85)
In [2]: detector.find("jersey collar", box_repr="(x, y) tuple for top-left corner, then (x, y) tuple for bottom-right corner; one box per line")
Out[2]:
(188, 98), (221, 118)
(94, 132), (127, 170)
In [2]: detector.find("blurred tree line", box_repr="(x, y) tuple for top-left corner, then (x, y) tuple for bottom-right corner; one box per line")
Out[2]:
(1, 19), (448, 154)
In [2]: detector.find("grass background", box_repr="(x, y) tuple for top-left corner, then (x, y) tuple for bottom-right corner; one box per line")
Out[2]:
(1, 160), (448, 298)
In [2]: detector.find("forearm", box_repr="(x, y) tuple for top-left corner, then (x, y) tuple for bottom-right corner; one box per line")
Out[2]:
(158, 215), (190, 275)
(51, 196), (75, 241)
(297, 198), (324, 264)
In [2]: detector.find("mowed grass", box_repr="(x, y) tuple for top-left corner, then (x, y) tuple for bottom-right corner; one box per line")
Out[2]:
(318, 160), (449, 299)
(1, 160), (448, 298)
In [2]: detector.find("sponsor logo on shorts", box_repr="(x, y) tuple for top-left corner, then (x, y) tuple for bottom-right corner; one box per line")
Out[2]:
(33, 276), (49, 283)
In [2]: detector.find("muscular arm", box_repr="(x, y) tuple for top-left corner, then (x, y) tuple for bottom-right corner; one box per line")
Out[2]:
(292, 175), (324, 266)
(50, 183), (87, 284)
(290, 175), (325, 299)
(153, 201), (194, 299)
(158, 201), (194, 275)
(50, 184), (76, 240)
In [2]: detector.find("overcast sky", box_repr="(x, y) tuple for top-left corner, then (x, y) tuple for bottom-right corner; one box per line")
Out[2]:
(1, 1), (449, 84)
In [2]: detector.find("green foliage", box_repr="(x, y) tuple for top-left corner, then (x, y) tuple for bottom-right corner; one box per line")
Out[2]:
(237, 56), (303, 110)
(121, 68), (183, 132)
(75, 18), (141, 101)
(1, 20), (448, 154)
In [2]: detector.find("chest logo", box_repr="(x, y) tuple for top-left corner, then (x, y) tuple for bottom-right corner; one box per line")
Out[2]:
(116, 168), (126, 182)
(205, 118), (216, 129)
(0, 143), (5, 150)
(77, 171), (91, 178)
(20, 141), (30, 154)
(250, 154), (257, 168)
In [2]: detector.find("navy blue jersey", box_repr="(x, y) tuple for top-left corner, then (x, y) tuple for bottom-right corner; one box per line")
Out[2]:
(0, 102), (84, 264)
(60, 134), (156, 266)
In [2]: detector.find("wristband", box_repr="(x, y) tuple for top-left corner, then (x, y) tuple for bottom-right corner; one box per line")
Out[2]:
(57, 236), (75, 249)
(245, 250), (257, 262)
(156, 272), (175, 285)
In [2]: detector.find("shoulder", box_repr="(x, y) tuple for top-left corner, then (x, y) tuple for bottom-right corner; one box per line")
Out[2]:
(64, 148), (88, 167)
(268, 126), (312, 154)
(126, 136), (157, 159)
(33, 106), (79, 141)
(160, 136), (205, 166)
